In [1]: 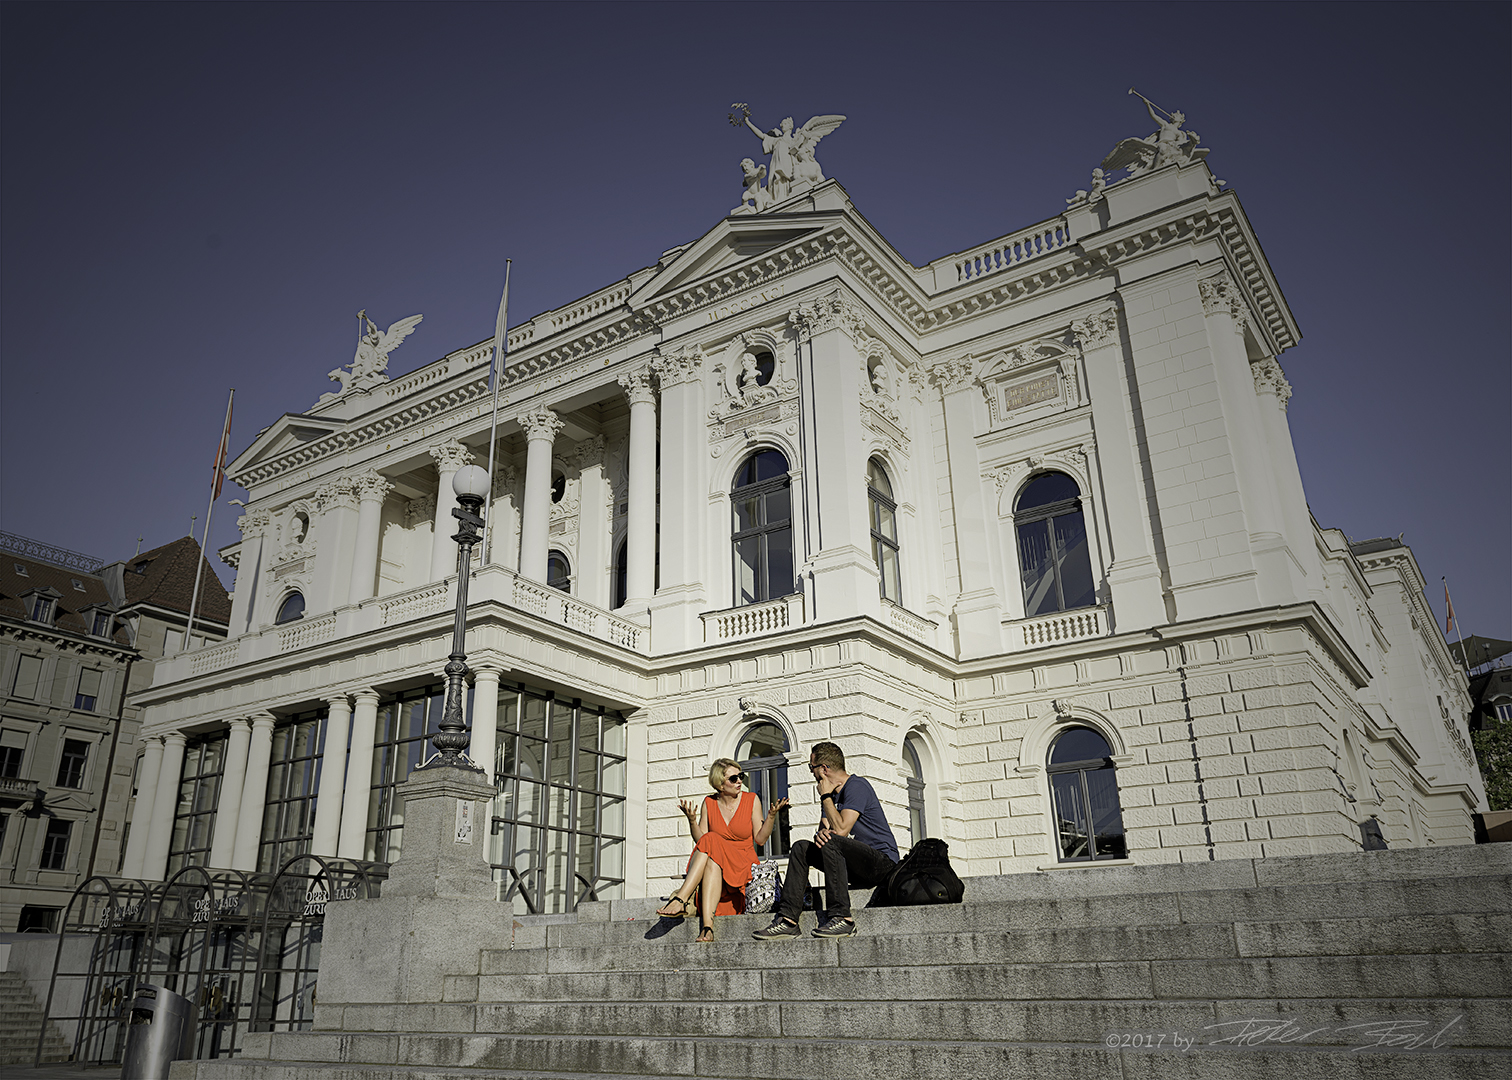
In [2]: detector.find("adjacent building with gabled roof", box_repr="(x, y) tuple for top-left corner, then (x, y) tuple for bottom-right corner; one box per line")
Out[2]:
(0, 532), (228, 930)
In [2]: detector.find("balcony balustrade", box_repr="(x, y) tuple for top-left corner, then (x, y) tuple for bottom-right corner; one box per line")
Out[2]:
(1005, 604), (1112, 651)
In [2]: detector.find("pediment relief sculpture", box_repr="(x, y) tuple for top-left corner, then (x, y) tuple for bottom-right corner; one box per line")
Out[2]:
(321, 310), (423, 403)
(728, 105), (845, 211)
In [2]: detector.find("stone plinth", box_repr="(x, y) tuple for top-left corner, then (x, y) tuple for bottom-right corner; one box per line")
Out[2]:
(316, 763), (505, 1008)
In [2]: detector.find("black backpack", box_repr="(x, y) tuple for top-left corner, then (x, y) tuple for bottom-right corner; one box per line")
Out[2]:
(870, 838), (965, 906)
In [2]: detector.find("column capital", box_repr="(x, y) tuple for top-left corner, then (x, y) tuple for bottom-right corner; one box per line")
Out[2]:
(428, 439), (474, 474)
(162, 730), (187, 747)
(250, 713), (277, 730)
(1251, 356), (1293, 411)
(471, 665), (503, 682)
(325, 693), (353, 711)
(238, 508), (272, 538)
(1198, 271), (1249, 334)
(354, 470), (393, 503)
(517, 406), (564, 443)
(226, 717), (252, 731)
(315, 476), (359, 512)
(928, 356), (978, 393)
(650, 349), (702, 388)
(353, 688), (382, 705)
(617, 364), (657, 404)
(787, 289), (863, 344)
(1070, 307), (1120, 350)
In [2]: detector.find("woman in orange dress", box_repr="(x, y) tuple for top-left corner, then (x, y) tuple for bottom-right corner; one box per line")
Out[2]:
(657, 757), (788, 941)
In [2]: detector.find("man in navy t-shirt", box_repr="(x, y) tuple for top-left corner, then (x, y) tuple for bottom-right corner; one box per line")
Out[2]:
(753, 740), (898, 939)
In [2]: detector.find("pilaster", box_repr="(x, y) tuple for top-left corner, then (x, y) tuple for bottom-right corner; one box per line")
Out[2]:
(648, 349), (709, 648)
(313, 478), (359, 615)
(229, 509), (270, 634)
(348, 471), (393, 604)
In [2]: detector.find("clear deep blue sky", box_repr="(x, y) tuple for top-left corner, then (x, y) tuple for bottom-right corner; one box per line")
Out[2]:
(2, 1), (1507, 641)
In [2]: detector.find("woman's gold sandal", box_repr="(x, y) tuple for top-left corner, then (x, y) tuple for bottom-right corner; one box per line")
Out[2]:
(656, 896), (692, 919)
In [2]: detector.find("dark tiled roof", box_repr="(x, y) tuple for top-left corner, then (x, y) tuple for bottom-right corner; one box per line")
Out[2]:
(121, 536), (231, 623)
(0, 555), (128, 643)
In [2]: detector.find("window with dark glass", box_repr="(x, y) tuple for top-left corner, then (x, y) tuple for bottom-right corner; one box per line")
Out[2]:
(903, 735), (927, 850)
(29, 595), (55, 623)
(257, 709), (327, 873)
(367, 685), (461, 864)
(1015, 472), (1096, 617)
(74, 669), (101, 712)
(275, 592), (305, 624)
(1048, 726), (1126, 862)
(488, 683), (627, 915)
(40, 818), (71, 870)
(167, 733), (227, 875)
(0, 743), (23, 778)
(613, 541), (628, 609)
(56, 739), (89, 787)
(732, 450), (794, 606)
(737, 722), (791, 860)
(546, 551), (572, 593)
(868, 459), (902, 603)
(92, 612), (111, 637)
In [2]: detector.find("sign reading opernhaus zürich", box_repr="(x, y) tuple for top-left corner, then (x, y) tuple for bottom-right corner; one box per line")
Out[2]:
(122, 97), (1482, 927)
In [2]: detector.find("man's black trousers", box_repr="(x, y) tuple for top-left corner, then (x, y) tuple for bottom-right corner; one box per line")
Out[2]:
(777, 835), (896, 920)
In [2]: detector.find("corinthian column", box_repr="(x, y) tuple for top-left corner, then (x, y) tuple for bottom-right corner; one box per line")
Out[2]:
(348, 471), (393, 604)
(616, 367), (657, 605)
(208, 719), (252, 868)
(142, 732), (187, 881)
(517, 406), (564, 583)
(229, 510), (270, 634)
(120, 736), (165, 878)
(231, 715), (275, 872)
(429, 440), (474, 582)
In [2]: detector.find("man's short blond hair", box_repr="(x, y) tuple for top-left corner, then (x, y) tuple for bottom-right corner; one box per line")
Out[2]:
(708, 757), (742, 790)
(810, 741), (845, 771)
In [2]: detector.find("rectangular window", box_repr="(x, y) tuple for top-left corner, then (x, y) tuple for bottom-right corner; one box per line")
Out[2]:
(11, 655), (43, 700)
(40, 819), (71, 870)
(57, 739), (89, 788)
(366, 686), (450, 864)
(30, 596), (55, 623)
(92, 612), (111, 637)
(0, 730), (24, 778)
(166, 734), (227, 876)
(257, 710), (327, 874)
(488, 684), (627, 915)
(74, 669), (102, 712)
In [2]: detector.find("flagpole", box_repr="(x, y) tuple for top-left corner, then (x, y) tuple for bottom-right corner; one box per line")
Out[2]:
(481, 260), (511, 565)
(186, 389), (235, 654)
(1443, 576), (1473, 672)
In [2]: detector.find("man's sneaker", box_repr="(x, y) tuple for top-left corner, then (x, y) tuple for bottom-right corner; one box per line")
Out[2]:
(752, 916), (800, 940)
(812, 915), (857, 938)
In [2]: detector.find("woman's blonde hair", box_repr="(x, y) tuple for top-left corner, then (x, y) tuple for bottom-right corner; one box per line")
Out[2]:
(708, 757), (742, 790)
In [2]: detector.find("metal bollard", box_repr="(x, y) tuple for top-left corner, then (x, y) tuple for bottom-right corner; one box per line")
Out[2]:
(121, 984), (196, 1080)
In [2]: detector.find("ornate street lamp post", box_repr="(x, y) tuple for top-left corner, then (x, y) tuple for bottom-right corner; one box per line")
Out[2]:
(421, 463), (490, 773)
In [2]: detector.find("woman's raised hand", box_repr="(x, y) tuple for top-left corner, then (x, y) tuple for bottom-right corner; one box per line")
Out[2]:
(679, 798), (699, 821)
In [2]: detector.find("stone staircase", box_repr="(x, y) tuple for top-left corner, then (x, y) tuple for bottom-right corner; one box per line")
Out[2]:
(180, 843), (1511, 1080)
(0, 969), (72, 1066)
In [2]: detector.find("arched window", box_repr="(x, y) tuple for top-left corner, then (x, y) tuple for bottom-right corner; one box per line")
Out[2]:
(1048, 726), (1125, 862)
(1015, 472), (1096, 617)
(903, 734), (927, 850)
(737, 721), (791, 859)
(275, 592), (305, 624)
(868, 459), (902, 603)
(731, 450), (793, 606)
(546, 551), (571, 593)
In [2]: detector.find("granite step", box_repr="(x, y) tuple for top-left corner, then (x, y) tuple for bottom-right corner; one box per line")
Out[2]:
(217, 1031), (1512, 1080)
(320, 996), (1512, 1048)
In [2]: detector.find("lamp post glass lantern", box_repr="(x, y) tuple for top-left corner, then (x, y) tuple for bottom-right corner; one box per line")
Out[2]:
(423, 463), (490, 772)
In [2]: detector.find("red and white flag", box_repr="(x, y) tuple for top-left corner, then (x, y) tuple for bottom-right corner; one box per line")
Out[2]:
(211, 390), (235, 498)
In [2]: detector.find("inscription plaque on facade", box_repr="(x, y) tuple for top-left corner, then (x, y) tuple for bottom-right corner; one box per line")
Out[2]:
(1003, 374), (1059, 413)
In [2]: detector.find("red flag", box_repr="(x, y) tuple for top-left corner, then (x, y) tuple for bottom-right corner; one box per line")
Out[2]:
(1444, 579), (1456, 637)
(211, 391), (235, 499)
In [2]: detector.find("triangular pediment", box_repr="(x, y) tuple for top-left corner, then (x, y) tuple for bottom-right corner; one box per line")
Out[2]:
(627, 208), (843, 309)
(228, 412), (346, 475)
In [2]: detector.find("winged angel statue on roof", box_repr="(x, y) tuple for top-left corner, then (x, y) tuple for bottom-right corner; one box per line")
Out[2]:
(1100, 89), (1209, 179)
(324, 310), (423, 398)
(729, 105), (846, 212)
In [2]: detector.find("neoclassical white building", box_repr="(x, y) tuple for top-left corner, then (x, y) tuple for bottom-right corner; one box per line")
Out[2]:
(120, 118), (1485, 912)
